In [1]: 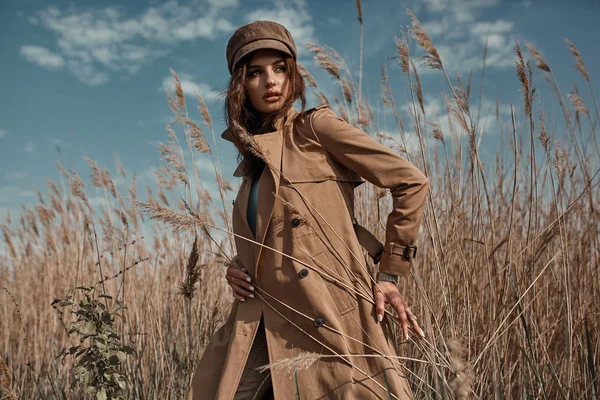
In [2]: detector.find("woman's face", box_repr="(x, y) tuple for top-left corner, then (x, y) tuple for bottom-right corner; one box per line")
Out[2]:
(244, 49), (290, 116)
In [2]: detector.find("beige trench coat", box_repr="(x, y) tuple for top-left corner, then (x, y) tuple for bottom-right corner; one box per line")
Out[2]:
(192, 105), (429, 399)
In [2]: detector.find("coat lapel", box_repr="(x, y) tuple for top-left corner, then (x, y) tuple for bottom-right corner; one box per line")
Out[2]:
(253, 130), (284, 253)
(221, 108), (299, 273)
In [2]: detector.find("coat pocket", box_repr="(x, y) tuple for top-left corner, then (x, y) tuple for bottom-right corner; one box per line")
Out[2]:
(316, 250), (358, 315)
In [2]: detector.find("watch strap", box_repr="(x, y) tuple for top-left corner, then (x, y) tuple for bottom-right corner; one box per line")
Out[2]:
(377, 271), (399, 284)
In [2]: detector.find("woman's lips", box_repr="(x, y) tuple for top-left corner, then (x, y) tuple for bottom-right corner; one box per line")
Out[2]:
(264, 95), (281, 102)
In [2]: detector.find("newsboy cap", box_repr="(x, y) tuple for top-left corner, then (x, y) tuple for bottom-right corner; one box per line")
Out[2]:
(226, 21), (297, 75)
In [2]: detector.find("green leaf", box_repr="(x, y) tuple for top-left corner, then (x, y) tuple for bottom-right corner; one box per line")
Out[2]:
(80, 321), (97, 335)
(121, 345), (136, 355)
(116, 351), (127, 362)
(96, 388), (107, 400)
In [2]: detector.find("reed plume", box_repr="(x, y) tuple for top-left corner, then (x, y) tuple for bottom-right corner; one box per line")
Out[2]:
(406, 9), (442, 69)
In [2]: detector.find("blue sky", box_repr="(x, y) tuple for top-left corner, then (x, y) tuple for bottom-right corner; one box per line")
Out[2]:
(1, 0), (599, 224)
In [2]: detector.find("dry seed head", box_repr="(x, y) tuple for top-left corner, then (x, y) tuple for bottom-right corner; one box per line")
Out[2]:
(117, 209), (128, 228)
(565, 38), (589, 82)
(135, 200), (204, 233)
(515, 41), (534, 117)
(411, 60), (424, 115)
(180, 233), (202, 299)
(115, 155), (127, 178)
(158, 141), (190, 187)
(158, 189), (169, 206)
(127, 174), (138, 201)
(167, 90), (181, 121)
(297, 62), (317, 88)
(525, 42), (551, 72)
(1, 224), (17, 259)
(84, 157), (118, 198)
(231, 119), (274, 170)
(334, 96), (349, 123)
(552, 141), (567, 179)
(69, 170), (90, 207)
(358, 101), (373, 127)
(185, 118), (210, 153)
(538, 109), (550, 151)
(394, 35), (410, 75)
(375, 132), (394, 142)
(307, 43), (341, 80)
(196, 93), (213, 130)
(380, 66), (394, 108)
(429, 120), (444, 143)
(341, 78), (353, 104)
(407, 9), (442, 69)
(166, 124), (177, 140)
(218, 174), (233, 192)
(567, 92), (589, 116)
(256, 352), (320, 374)
(447, 338), (473, 400)
(0, 359), (17, 400)
(315, 91), (330, 106)
(170, 68), (186, 111)
(356, 0), (362, 24)
(56, 161), (70, 180)
(274, 192), (312, 230)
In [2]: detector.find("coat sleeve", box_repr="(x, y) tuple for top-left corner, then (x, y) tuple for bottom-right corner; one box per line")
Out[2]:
(308, 106), (429, 277)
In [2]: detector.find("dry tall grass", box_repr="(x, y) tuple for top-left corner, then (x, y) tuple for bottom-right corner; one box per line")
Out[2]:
(2, 9), (599, 399)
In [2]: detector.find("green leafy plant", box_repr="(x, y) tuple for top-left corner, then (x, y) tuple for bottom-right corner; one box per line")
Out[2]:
(52, 287), (135, 400)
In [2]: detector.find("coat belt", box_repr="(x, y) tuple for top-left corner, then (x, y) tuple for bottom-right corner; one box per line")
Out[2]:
(352, 221), (384, 264)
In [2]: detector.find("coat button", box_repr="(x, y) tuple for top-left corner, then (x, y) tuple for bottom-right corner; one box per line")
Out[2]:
(313, 317), (324, 327)
(290, 218), (301, 228)
(298, 269), (309, 278)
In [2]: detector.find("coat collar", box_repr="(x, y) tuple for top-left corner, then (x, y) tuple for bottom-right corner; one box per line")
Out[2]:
(220, 107), (299, 143)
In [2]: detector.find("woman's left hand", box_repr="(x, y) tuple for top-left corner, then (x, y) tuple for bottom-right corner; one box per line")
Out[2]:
(374, 281), (425, 340)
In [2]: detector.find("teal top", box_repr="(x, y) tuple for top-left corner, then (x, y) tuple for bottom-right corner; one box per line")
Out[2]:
(247, 166), (264, 237)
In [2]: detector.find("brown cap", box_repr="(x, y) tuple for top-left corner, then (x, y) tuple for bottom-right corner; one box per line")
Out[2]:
(226, 21), (297, 75)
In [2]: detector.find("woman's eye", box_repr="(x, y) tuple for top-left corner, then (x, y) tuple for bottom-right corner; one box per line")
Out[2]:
(275, 65), (286, 72)
(248, 70), (261, 77)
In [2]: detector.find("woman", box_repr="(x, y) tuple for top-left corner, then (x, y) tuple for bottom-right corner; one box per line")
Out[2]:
(192, 21), (429, 400)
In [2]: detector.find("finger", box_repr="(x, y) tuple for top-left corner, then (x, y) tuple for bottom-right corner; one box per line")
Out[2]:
(227, 267), (252, 283)
(232, 290), (245, 302)
(406, 309), (425, 338)
(389, 294), (409, 340)
(232, 284), (255, 299)
(231, 275), (255, 292)
(373, 285), (386, 324)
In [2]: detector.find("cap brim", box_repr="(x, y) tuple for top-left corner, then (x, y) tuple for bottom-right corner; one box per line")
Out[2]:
(231, 39), (293, 72)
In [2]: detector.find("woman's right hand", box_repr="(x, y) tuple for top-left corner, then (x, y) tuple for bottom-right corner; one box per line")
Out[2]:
(225, 256), (255, 302)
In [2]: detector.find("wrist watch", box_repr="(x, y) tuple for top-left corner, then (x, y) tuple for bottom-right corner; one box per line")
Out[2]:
(377, 271), (399, 284)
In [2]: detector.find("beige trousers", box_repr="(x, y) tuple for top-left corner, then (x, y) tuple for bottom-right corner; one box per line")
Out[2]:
(233, 320), (273, 400)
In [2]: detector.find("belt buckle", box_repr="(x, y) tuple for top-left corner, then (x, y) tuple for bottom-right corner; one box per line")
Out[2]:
(403, 244), (417, 260)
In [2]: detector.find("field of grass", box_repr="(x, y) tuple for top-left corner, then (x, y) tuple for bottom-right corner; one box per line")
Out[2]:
(1, 8), (599, 400)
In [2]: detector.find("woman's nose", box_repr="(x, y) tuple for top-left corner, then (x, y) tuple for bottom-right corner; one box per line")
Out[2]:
(265, 70), (276, 87)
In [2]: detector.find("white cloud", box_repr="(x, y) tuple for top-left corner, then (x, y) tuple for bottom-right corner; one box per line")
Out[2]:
(160, 74), (221, 102)
(245, 0), (315, 55)
(377, 129), (421, 154)
(23, 1), (239, 85)
(471, 20), (514, 36)
(0, 186), (36, 202)
(195, 157), (218, 176)
(5, 171), (30, 180)
(394, 95), (511, 140)
(410, 0), (515, 74)
(24, 142), (34, 153)
(0, 129), (6, 138)
(20, 45), (65, 69)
